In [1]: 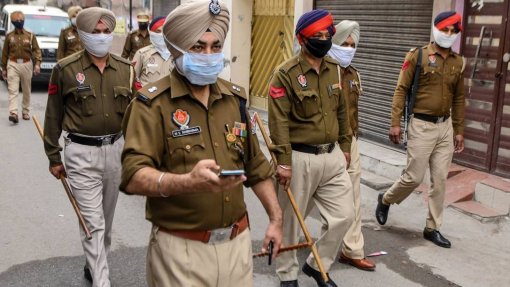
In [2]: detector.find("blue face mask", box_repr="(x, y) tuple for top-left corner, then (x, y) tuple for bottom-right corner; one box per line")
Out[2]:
(175, 52), (225, 86)
(12, 20), (24, 29)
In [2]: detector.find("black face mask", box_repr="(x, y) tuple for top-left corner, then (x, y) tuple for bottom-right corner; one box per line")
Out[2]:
(138, 23), (148, 30)
(12, 20), (24, 30)
(305, 37), (332, 58)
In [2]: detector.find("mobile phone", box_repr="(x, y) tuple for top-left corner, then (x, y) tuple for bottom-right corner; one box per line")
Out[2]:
(268, 240), (274, 265)
(219, 169), (245, 176)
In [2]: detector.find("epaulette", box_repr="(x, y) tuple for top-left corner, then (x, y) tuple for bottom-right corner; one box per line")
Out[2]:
(130, 30), (139, 35)
(110, 53), (131, 65)
(136, 45), (154, 56)
(57, 51), (83, 69)
(278, 55), (300, 73)
(136, 76), (171, 106)
(324, 55), (339, 65)
(217, 78), (246, 99)
(349, 65), (359, 72)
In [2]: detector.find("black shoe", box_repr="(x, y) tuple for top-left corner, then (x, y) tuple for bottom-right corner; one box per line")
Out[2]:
(83, 266), (92, 283)
(302, 263), (337, 287)
(8, 113), (18, 124)
(423, 228), (451, 248)
(375, 192), (390, 225)
(280, 280), (299, 287)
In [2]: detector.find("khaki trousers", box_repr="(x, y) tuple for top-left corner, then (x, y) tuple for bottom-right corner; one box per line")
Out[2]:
(341, 136), (365, 259)
(6, 61), (33, 114)
(383, 117), (454, 230)
(276, 144), (354, 281)
(146, 227), (253, 287)
(64, 136), (123, 287)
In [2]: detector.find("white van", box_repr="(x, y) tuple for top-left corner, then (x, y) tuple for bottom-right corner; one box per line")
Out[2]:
(0, 5), (69, 83)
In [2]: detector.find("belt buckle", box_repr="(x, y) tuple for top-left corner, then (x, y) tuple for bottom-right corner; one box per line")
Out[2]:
(101, 136), (112, 145)
(17, 58), (24, 64)
(316, 144), (328, 155)
(437, 116), (445, 123)
(208, 226), (232, 244)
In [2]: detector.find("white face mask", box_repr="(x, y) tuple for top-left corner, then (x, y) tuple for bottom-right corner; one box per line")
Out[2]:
(432, 26), (459, 49)
(328, 44), (356, 68)
(71, 17), (77, 26)
(149, 31), (171, 61)
(78, 30), (113, 57)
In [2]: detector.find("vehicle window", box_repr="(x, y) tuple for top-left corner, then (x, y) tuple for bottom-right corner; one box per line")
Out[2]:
(14, 15), (69, 37)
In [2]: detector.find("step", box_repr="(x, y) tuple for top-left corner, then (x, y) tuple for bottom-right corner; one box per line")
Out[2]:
(358, 140), (406, 181)
(450, 201), (508, 223)
(361, 169), (394, 191)
(475, 175), (510, 215)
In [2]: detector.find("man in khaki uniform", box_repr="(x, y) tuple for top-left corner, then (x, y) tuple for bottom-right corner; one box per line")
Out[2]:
(269, 9), (354, 287)
(121, 11), (151, 60)
(57, 6), (83, 61)
(131, 16), (173, 90)
(376, 11), (465, 248)
(43, 8), (132, 287)
(328, 20), (376, 272)
(1, 11), (41, 123)
(120, 1), (282, 287)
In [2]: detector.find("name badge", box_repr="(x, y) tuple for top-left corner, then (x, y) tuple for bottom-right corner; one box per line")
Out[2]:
(77, 84), (92, 92)
(67, 35), (76, 40)
(172, 126), (202, 137)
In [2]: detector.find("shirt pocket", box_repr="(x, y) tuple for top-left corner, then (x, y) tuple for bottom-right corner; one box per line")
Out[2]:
(421, 66), (441, 86)
(167, 133), (206, 174)
(113, 86), (132, 115)
(293, 89), (320, 118)
(145, 63), (160, 76)
(446, 65), (462, 86)
(72, 88), (96, 117)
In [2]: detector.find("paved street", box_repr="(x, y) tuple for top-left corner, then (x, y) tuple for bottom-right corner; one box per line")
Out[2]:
(0, 81), (509, 287)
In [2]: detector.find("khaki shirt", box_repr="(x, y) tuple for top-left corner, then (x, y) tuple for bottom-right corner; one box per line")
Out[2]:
(43, 51), (133, 165)
(56, 26), (83, 61)
(341, 65), (362, 136)
(268, 53), (352, 166)
(132, 45), (173, 87)
(1, 29), (41, 69)
(120, 69), (273, 230)
(391, 43), (465, 135)
(121, 29), (151, 60)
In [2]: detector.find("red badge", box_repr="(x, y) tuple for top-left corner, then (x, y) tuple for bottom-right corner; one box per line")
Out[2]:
(48, 84), (58, 95)
(269, 85), (286, 99)
(297, 74), (307, 88)
(172, 109), (190, 128)
(401, 61), (410, 71)
(75, 72), (85, 85)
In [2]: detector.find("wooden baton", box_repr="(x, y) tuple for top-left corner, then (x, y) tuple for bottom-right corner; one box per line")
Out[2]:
(32, 115), (92, 240)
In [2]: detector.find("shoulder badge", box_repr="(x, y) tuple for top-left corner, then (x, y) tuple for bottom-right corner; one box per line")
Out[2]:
(136, 76), (171, 106)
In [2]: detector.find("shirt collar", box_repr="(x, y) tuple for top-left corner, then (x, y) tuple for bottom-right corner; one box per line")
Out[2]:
(81, 51), (116, 71)
(427, 42), (456, 57)
(297, 52), (329, 74)
(170, 69), (232, 100)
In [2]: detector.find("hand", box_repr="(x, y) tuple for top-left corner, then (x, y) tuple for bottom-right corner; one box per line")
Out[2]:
(275, 165), (292, 191)
(49, 164), (66, 179)
(188, 159), (246, 193)
(343, 152), (351, 169)
(34, 64), (40, 76)
(454, 134), (464, 153)
(389, 126), (402, 144)
(261, 218), (283, 261)
(2, 70), (6, 80)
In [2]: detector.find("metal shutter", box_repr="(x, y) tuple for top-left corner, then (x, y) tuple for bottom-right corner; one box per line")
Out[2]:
(152, 0), (179, 18)
(315, 0), (433, 146)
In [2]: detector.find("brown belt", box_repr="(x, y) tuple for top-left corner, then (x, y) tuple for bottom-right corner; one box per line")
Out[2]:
(159, 214), (249, 244)
(9, 58), (30, 63)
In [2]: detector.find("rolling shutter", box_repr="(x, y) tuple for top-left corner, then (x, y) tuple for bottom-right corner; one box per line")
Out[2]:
(315, 0), (433, 146)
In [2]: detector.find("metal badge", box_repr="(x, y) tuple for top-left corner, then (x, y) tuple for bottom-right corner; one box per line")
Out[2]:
(428, 55), (436, 64)
(297, 74), (307, 88)
(209, 0), (221, 15)
(171, 109), (201, 137)
(148, 86), (157, 93)
(75, 72), (85, 85)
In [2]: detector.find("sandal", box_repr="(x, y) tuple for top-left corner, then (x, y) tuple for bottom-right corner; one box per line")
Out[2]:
(9, 113), (18, 123)
(22, 113), (30, 120)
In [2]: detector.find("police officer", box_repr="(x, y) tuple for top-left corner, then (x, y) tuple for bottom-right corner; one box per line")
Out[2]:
(375, 11), (465, 248)
(121, 11), (151, 60)
(328, 20), (376, 272)
(43, 7), (132, 286)
(120, 1), (282, 286)
(269, 9), (354, 287)
(131, 16), (173, 90)
(1, 10), (41, 123)
(57, 6), (83, 61)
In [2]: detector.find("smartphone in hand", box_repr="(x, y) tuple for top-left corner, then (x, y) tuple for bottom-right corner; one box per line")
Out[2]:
(219, 169), (245, 176)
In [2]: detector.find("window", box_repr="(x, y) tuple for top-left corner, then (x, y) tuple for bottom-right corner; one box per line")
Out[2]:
(19, 14), (69, 37)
